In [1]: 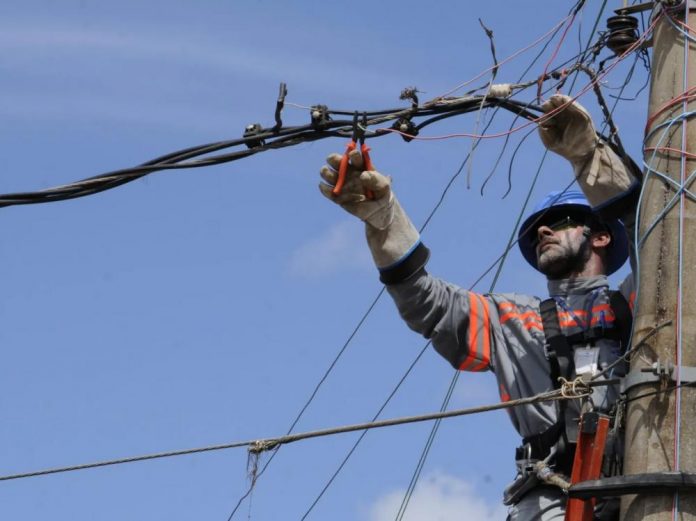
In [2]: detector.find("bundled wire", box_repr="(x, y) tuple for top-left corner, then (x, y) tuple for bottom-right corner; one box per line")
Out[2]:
(0, 97), (541, 208)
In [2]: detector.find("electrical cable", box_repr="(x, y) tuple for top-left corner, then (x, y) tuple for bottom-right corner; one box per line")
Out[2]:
(225, 287), (387, 520)
(0, 385), (593, 484)
(0, 97), (541, 208)
(298, 342), (431, 521)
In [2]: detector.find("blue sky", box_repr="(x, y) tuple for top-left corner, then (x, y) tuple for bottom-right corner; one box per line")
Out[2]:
(0, 2), (649, 520)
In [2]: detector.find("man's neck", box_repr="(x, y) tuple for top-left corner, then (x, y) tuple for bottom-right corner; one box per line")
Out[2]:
(547, 274), (609, 297)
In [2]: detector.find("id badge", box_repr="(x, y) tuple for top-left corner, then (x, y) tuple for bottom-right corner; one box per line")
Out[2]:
(574, 346), (600, 377)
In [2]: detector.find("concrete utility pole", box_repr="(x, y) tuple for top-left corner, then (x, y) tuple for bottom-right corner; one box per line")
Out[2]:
(622, 4), (696, 520)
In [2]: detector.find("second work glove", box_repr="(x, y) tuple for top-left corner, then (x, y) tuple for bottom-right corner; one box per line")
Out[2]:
(538, 94), (638, 210)
(319, 150), (421, 271)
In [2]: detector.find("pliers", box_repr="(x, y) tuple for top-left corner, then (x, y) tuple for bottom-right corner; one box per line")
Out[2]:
(332, 113), (374, 199)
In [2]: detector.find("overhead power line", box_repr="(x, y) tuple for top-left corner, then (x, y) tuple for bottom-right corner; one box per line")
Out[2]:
(0, 380), (600, 484)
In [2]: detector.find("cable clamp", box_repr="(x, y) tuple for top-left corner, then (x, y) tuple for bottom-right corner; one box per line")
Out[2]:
(243, 123), (266, 149)
(310, 105), (331, 128)
(391, 118), (418, 142)
(621, 360), (696, 394)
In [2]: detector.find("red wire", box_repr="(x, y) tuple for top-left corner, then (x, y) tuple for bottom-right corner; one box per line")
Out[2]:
(644, 146), (696, 160)
(438, 14), (573, 98)
(536, 10), (579, 101)
(377, 13), (662, 143)
(645, 88), (696, 135)
(667, 10), (696, 35)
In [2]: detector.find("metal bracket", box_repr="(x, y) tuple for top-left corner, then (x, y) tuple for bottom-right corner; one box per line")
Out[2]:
(568, 472), (696, 499)
(615, 2), (654, 15)
(621, 360), (696, 394)
(658, 0), (696, 12)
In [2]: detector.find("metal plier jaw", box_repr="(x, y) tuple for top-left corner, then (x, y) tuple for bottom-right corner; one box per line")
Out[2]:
(332, 113), (375, 200)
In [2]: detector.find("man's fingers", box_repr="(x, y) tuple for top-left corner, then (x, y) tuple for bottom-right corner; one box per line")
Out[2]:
(320, 165), (337, 185)
(319, 181), (366, 204)
(319, 182), (335, 200)
(541, 94), (591, 123)
(348, 148), (364, 170)
(360, 170), (391, 194)
(326, 153), (343, 171)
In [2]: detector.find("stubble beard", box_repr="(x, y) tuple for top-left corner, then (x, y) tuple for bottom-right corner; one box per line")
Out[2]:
(537, 234), (592, 280)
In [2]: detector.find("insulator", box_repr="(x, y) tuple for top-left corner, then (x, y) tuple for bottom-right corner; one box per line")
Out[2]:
(606, 14), (640, 56)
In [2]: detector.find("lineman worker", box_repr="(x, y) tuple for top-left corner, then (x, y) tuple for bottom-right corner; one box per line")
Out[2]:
(318, 94), (640, 521)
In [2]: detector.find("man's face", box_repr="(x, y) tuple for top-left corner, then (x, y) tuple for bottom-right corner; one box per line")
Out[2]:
(534, 215), (592, 279)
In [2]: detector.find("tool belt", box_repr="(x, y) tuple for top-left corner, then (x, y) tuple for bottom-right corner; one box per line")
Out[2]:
(504, 437), (576, 506)
(520, 422), (576, 475)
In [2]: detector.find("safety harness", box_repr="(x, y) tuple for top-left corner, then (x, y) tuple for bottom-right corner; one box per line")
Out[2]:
(520, 291), (633, 474)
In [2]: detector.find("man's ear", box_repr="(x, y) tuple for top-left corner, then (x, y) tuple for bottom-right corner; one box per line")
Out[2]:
(591, 230), (612, 250)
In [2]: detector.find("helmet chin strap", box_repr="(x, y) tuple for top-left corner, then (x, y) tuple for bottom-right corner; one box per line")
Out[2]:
(582, 225), (592, 238)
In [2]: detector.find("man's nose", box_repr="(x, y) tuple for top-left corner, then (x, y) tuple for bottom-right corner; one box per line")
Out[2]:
(537, 225), (554, 242)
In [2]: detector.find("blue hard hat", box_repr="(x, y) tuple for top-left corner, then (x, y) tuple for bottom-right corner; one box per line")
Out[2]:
(517, 190), (629, 275)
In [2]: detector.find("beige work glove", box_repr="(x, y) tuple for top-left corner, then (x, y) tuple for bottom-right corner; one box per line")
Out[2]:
(538, 94), (638, 209)
(319, 150), (420, 268)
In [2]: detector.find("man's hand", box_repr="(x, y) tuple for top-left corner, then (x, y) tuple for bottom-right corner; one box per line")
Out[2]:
(319, 149), (394, 230)
(538, 94), (598, 164)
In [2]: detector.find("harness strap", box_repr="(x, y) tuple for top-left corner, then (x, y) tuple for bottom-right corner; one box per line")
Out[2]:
(540, 298), (575, 388)
(525, 292), (632, 473)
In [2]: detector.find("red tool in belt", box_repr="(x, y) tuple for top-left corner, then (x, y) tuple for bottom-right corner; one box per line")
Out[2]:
(332, 113), (375, 200)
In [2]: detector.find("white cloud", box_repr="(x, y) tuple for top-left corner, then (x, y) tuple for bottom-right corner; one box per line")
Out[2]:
(288, 221), (372, 278)
(369, 471), (507, 521)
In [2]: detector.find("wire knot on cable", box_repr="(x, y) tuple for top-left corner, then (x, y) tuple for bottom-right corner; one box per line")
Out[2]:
(248, 439), (280, 455)
(558, 376), (592, 399)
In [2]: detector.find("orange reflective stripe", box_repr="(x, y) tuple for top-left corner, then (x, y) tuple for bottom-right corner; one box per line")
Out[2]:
(460, 293), (491, 372)
(524, 322), (543, 331)
(500, 310), (541, 324)
(499, 383), (511, 402)
(459, 293), (480, 371)
(592, 303), (612, 314)
(629, 291), (636, 311)
(590, 314), (615, 326)
(498, 302), (517, 311)
(470, 294), (491, 372)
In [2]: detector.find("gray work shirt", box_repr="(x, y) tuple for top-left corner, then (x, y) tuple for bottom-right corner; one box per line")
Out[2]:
(386, 272), (634, 441)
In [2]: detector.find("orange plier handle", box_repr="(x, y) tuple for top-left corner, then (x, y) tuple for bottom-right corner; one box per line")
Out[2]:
(331, 141), (375, 200)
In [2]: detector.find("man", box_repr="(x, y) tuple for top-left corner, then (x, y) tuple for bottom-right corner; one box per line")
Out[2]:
(318, 94), (640, 520)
